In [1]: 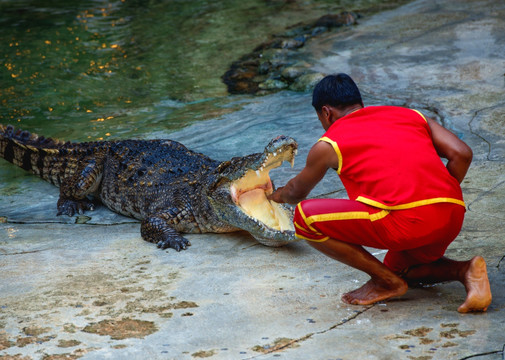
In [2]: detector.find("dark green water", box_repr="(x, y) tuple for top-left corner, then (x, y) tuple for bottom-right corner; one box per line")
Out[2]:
(1, 0), (407, 141)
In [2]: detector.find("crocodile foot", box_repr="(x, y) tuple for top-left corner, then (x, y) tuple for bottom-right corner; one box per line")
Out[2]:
(141, 216), (191, 251)
(156, 235), (191, 251)
(57, 197), (95, 216)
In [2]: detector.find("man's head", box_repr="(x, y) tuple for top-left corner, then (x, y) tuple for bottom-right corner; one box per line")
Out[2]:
(312, 73), (364, 130)
(312, 73), (363, 112)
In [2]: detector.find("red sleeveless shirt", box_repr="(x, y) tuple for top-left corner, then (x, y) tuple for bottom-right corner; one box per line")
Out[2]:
(319, 106), (465, 210)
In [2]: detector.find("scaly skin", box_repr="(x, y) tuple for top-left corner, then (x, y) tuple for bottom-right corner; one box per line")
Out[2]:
(0, 125), (297, 251)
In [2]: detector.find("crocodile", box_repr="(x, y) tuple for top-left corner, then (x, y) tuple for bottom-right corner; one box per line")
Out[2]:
(0, 124), (298, 250)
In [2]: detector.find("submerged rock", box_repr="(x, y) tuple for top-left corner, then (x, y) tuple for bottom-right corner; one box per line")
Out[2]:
(281, 62), (311, 81)
(259, 79), (289, 90)
(289, 72), (326, 92)
(222, 11), (358, 95)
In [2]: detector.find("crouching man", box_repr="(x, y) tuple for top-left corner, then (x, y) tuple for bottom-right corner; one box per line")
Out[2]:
(268, 74), (492, 312)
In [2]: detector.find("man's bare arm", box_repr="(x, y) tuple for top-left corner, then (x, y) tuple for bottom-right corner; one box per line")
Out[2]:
(268, 141), (339, 204)
(426, 116), (473, 183)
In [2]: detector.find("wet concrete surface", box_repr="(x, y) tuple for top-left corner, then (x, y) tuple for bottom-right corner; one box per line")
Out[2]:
(1, 0), (505, 359)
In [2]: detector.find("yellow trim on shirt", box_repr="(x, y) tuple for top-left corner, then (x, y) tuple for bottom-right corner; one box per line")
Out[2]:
(295, 233), (330, 242)
(412, 109), (427, 123)
(318, 136), (343, 174)
(356, 196), (466, 210)
(369, 209), (390, 221)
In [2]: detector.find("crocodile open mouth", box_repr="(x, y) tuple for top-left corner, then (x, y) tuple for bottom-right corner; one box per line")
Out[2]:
(230, 145), (297, 232)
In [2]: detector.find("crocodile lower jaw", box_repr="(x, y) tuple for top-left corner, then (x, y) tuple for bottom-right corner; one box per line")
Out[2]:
(236, 188), (293, 232)
(229, 148), (296, 233)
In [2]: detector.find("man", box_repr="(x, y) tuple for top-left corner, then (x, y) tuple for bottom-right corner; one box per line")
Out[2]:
(268, 73), (492, 312)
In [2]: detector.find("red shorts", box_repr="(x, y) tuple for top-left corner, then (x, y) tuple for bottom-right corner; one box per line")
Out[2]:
(294, 198), (465, 272)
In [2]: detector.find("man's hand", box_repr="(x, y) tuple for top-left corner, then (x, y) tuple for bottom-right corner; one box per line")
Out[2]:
(267, 141), (339, 204)
(267, 187), (285, 203)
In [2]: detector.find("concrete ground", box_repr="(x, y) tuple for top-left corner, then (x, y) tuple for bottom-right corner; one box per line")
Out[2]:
(1, 0), (504, 359)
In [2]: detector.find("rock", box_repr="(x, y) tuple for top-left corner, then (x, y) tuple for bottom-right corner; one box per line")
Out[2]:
(311, 26), (328, 36)
(279, 38), (306, 49)
(222, 11), (358, 95)
(289, 72), (326, 92)
(314, 12), (358, 28)
(258, 79), (289, 90)
(281, 62), (311, 80)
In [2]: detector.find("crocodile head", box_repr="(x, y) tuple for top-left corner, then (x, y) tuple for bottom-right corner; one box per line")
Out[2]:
(208, 135), (298, 247)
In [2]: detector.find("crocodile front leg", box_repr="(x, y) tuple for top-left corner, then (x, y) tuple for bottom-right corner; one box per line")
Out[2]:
(57, 159), (103, 216)
(141, 214), (191, 251)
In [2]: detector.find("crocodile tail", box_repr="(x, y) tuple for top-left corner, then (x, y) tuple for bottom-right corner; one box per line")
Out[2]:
(0, 124), (71, 185)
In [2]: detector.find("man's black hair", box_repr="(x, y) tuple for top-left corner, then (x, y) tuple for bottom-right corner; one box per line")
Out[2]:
(312, 73), (363, 112)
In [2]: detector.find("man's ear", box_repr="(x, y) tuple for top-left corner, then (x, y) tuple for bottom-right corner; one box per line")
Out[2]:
(322, 105), (340, 126)
(321, 105), (331, 119)
(318, 106), (332, 130)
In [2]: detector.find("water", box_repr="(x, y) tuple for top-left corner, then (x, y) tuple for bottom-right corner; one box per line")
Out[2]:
(1, 0), (408, 139)
(0, 0), (408, 190)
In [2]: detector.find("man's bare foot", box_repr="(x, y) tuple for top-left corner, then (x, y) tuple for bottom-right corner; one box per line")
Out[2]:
(458, 256), (492, 313)
(342, 276), (408, 305)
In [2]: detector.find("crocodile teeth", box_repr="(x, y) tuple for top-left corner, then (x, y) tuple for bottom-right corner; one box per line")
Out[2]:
(230, 185), (238, 201)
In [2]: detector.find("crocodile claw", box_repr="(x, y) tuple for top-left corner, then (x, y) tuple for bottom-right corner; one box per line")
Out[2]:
(57, 198), (95, 216)
(141, 215), (192, 251)
(157, 236), (191, 251)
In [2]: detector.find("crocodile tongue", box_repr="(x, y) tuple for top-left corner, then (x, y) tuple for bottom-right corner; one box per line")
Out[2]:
(227, 136), (297, 235)
(230, 164), (295, 232)
(237, 188), (292, 231)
